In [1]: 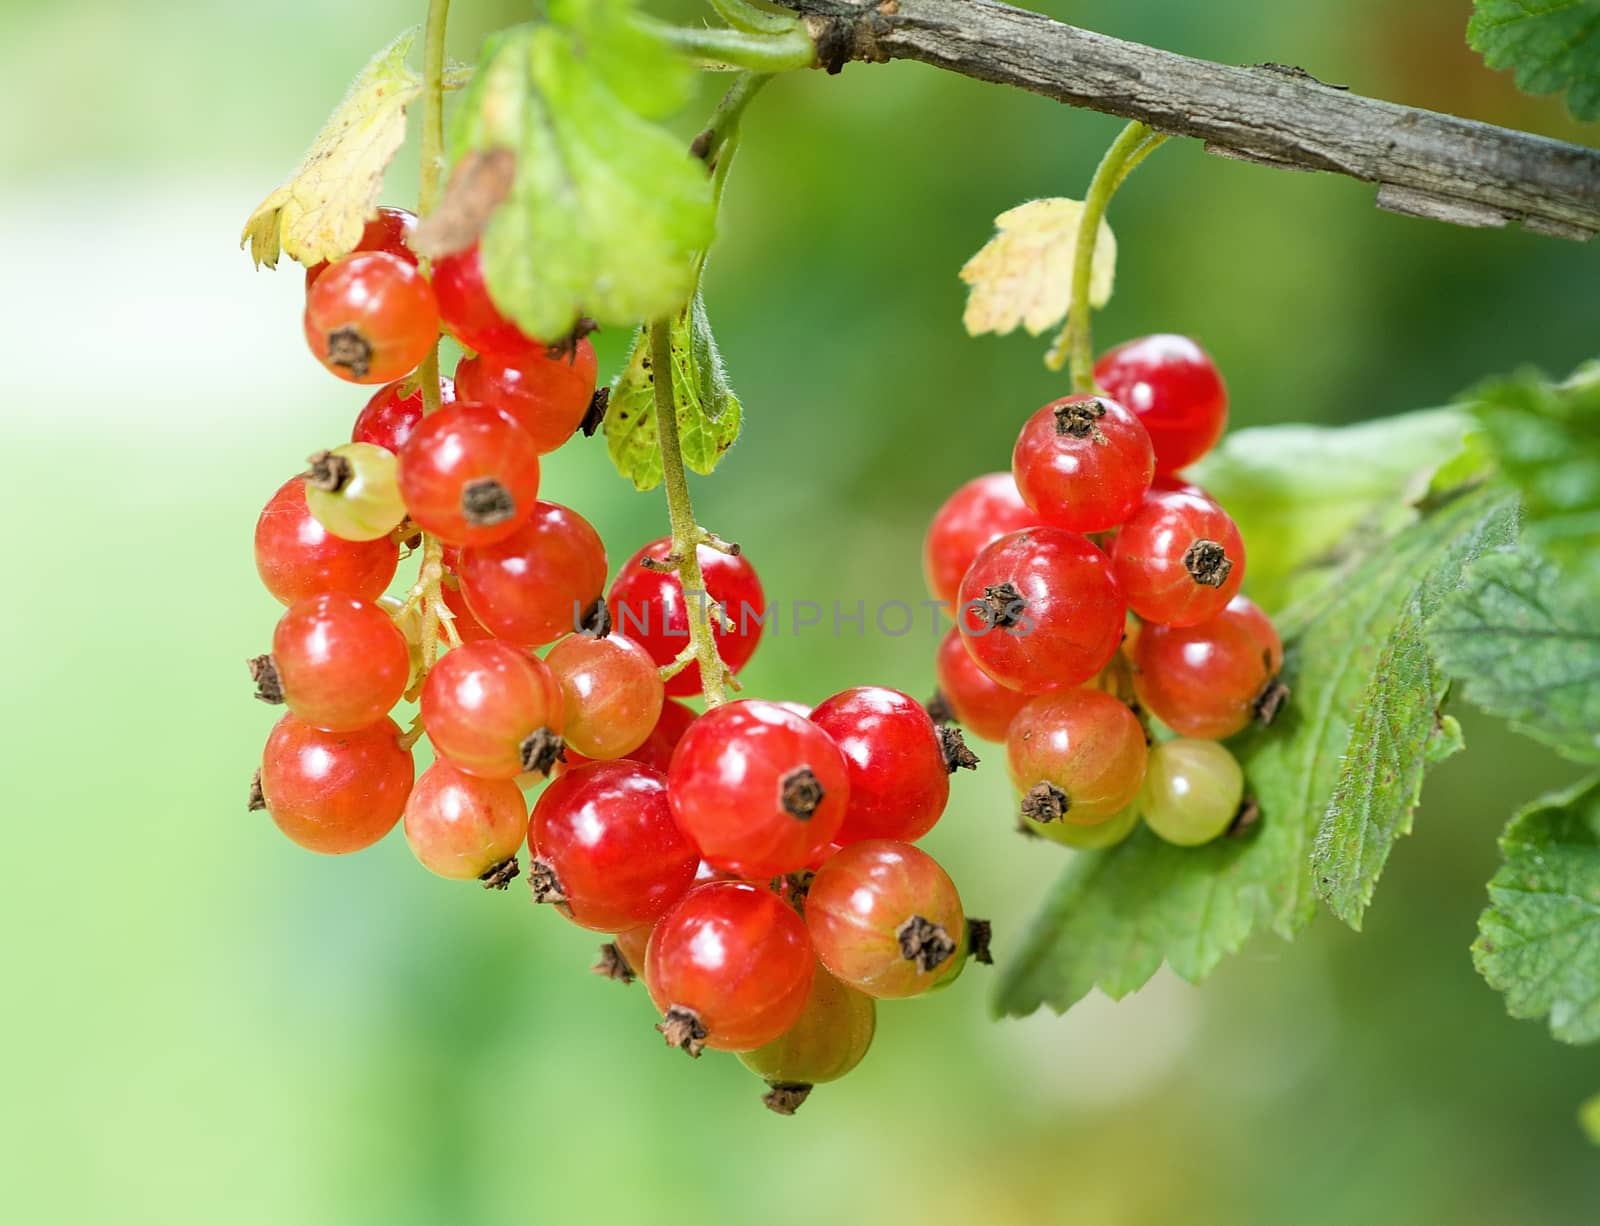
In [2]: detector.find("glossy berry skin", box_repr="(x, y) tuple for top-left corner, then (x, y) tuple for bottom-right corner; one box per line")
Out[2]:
(259, 714), (413, 854)
(396, 403), (541, 547)
(609, 539), (765, 698)
(1140, 739), (1244, 847)
(304, 442), (406, 542)
(1005, 688), (1148, 826)
(562, 698), (697, 777)
(457, 502), (606, 647)
(1132, 595), (1283, 739)
(350, 375), (455, 454)
(1025, 803), (1141, 849)
(440, 580), (494, 643)
(1095, 334), (1228, 474)
(922, 472), (1038, 607)
(270, 593), (410, 732)
(420, 640), (565, 780)
(805, 840), (965, 999)
(810, 687), (950, 844)
(455, 342), (597, 454)
(933, 628), (1029, 743)
(255, 477), (398, 605)
(957, 527), (1126, 693)
(1112, 491), (1245, 627)
(667, 700), (850, 878)
(431, 241), (541, 360)
(304, 206), (417, 289)
(529, 761), (700, 931)
(546, 634), (664, 760)
(646, 882), (815, 1053)
(1012, 395), (1155, 532)
(303, 252), (439, 385)
(403, 759), (527, 880)
(738, 967), (875, 1094)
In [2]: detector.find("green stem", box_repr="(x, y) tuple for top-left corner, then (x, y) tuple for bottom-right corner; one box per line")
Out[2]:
(636, 17), (815, 73)
(649, 318), (729, 706)
(1055, 121), (1167, 391)
(695, 72), (770, 168)
(710, 0), (797, 35)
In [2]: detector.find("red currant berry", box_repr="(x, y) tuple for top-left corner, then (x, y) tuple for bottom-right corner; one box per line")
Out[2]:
(303, 251), (439, 385)
(1005, 688), (1147, 826)
(431, 241), (541, 361)
(738, 967), (876, 1114)
(608, 539), (765, 698)
(1132, 595), (1284, 739)
(255, 477), (398, 605)
(1095, 334), (1229, 474)
(403, 759), (527, 884)
(440, 577), (495, 642)
(922, 472), (1038, 607)
(457, 501), (606, 647)
(564, 697), (698, 776)
(1112, 490), (1245, 626)
(646, 881), (815, 1055)
(545, 634), (665, 760)
(304, 206), (418, 289)
(957, 527), (1126, 693)
(528, 761), (700, 931)
(258, 713), (413, 854)
(1012, 395), (1155, 532)
(932, 627), (1029, 743)
(810, 687), (958, 844)
(255, 593), (409, 732)
(667, 700), (850, 878)
(455, 342), (598, 454)
(805, 840), (967, 999)
(350, 375), (455, 454)
(420, 640), (565, 780)
(1140, 739), (1245, 846)
(396, 403), (541, 547)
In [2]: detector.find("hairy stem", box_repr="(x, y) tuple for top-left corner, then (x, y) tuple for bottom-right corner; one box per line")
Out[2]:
(637, 16), (816, 73)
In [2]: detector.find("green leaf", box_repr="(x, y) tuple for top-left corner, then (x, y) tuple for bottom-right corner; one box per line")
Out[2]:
(450, 0), (714, 341)
(605, 295), (743, 490)
(1429, 547), (1600, 764)
(1468, 1), (1600, 121)
(1463, 364), (1600, 580)
(1188, 408), (1471, 613)
(1581, 1092), (1600, 1144)
(995, 488), (1517, 1017)
(1474, 774), (1600, 1043)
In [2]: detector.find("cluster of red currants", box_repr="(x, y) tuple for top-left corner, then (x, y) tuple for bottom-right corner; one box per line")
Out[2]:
(247, 207), (990, 1114)
(924, 335), (1284, 848)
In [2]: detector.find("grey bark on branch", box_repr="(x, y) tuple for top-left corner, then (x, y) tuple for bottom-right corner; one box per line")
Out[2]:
(772, 0), (1600, 241)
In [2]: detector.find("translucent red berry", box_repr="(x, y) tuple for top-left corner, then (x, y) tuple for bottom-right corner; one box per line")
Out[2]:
(563, 697), (697, 776)
(258, 714), (413, 854)
(646, 881), (815, 1055)
(1132, 595), (1284, 739)
(810, 686), (958, 844)
(431, 241), (541, 361)
(254, 477), (398, 605)
(440, 578), (494, 643)
(932, 627), (1029, 743)
(1095, 334), (1228, 474)
(403, 759), (527, 883)
(1011, 394), (1155, 532)
(304, 206), (418, 289)
(528, 761), (700, 932)
(455, 342), (598, 454)
(1112, 490), (1245, 626)
(303, 251), (439, 385)
(1005, 688), (1148, 826)
(805, 840), (967, 999)
(350, 375), (455, 454)
(396, 403), (541, 547)
(738, 968), (876, 1114)
(457, 501), (606, 647)
(608, 539), (765, 698)
(667, 700), (850, 878)
(957, 527), (1126, 693)
(420, 640), (565, 780)
(922, 472), (1037, 607)
(258, 593), (409, 733)
(546, 633), (665, 760)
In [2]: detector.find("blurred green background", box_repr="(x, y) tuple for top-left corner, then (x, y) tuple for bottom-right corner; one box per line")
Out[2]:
(3, 0), (1597, 1221)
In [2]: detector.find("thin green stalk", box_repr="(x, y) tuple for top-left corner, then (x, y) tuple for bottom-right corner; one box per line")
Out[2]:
(1055, 121), (1168, 391)
(416, 0), (451, 669)
(694, 72), (770, 167)
(710, 0), (797, 35)
(649, 319), (729, 706)
(636, 16), (815, 73)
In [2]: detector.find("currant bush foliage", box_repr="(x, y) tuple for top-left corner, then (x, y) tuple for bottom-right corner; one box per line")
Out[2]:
(450, 0), (716, 341)
(1469, 0), (1600, 121)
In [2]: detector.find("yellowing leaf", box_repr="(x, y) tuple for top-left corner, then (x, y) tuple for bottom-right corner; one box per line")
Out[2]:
(241, 28), (424, 269)
(959, 198), (1116, 339)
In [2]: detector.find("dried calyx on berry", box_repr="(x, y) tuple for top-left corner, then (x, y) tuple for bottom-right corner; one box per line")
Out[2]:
(761, 1082), (813, 1116)
(657, 1006), (709, 1058)
(980, 581), (1027, 628)
(527, 858), (567, 905)
(592, 942), (636, 985)
(1020, 781), (1070, 823)
(519, 728), (566, 776)
(896, 914), (957, 973)
(1053, 396), (1109, 442)
(303, 449), (354, 492)
(461, 477), (516, 527)
(1182, 538), (1233, 587)
(939, 726), (980, 772)
(248, 654), (284, 705)
(780, 767), (825, 819)
(479, 856), (520, 891)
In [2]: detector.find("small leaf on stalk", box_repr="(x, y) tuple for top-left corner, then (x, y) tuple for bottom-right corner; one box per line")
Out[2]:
(959, 199), (1116, 339)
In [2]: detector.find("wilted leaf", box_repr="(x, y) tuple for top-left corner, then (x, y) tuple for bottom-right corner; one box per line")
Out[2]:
(959, 198), (1116, 338)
